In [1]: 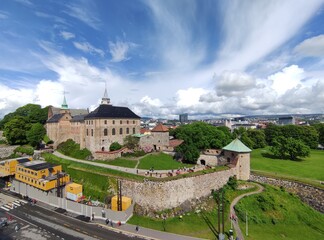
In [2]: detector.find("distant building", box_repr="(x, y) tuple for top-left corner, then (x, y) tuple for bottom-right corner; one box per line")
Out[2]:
(278, 116), (295, 125)
(179, 113), (188, 123)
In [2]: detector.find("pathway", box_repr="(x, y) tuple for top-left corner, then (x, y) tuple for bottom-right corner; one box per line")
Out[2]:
(230, 183), (264, 240)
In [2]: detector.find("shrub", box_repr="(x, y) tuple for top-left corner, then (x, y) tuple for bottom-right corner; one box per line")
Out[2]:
(14, 146), (34, 155)
(109, 142), (122, 151)
(57, 139), (91, 160)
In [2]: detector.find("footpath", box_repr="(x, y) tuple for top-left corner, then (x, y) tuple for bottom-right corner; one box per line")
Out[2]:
(230, 183), (264, 240)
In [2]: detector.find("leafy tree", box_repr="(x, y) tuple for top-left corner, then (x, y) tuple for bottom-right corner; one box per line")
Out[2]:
(313, 123), (324, 146)
(247, 129), (267, 149)
(124, 135), (139, 150)
(264, 123), (281, 146)
(0, 104), (48, 129)
(173, 122), (231, 163)
(232, 127), (254, 149)
(3, 116), (30, 145)
(271, 136), (310, 160)
(175, 143), (200, 164)
(26, 123), (46, 147)
(109, 142), (122, 151)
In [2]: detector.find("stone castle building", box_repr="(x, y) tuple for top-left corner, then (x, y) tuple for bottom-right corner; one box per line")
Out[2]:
(46, 88), (141, 158)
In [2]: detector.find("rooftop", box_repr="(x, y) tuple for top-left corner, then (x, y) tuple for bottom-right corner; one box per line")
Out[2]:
(151, 123), (169, 132)
(85, 104), (140, 119)
(222, 138), (252, 153)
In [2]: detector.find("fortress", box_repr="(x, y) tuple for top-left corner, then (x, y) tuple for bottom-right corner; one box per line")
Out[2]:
(46, 88), (141, 158)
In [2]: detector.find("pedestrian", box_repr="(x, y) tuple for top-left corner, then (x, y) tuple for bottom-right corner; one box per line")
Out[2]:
(110, 221), (113, 227)
(105, 218), (110, 225)
(135, 225), (139, 232)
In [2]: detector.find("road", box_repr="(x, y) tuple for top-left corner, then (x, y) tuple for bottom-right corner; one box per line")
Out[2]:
(0, 192), (143, 240)
(229, 183), (264, 240)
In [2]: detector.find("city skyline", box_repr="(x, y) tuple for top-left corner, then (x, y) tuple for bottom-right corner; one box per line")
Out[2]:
(0, 0), (324, 119)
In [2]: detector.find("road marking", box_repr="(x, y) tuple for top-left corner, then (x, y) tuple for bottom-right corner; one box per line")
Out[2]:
(1, 206), (10, 211)
(19, 199), (28, 204)
(13, 202), (21, 207)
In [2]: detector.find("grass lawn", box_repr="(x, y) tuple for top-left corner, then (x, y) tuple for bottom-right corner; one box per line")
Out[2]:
(137, 153), (194, 170)
(103, 158), (137, 168)
(251, 148), (324, 186)
(235, 185), (324, 240)
(129, 184), (324, 240)
(128, 183), (258, 239)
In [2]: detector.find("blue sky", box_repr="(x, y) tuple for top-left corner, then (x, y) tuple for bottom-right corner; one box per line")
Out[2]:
(0, 0), (323, 119)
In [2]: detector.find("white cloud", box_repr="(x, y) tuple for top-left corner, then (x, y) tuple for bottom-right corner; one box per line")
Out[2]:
(294, 34), (324, 57)
(60, 31), (75, 40)
(215, 0), (323, 71)
(176, 88), (208, 108)
(73, 42), (104, 57)
(268, 65), (304, 95)
(0, 11), (9, 19)
(215, 71), (256, 97)
(109, 40), (136, 62)
(64, 3), (101, 30)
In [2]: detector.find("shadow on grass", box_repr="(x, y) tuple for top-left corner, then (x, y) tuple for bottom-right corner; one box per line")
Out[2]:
(261, 152), (304, 162)
(201, 212), (218, 238)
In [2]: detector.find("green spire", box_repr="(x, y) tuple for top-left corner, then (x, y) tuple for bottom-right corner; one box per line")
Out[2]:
(61, 92), (69, 109)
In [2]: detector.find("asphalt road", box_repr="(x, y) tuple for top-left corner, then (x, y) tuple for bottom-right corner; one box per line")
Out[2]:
(0, 194), (143, 240)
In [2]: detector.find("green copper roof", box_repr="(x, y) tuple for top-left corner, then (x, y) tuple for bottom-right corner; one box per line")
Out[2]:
(61, 95), (68, 110)
(222, 138), (252, 153)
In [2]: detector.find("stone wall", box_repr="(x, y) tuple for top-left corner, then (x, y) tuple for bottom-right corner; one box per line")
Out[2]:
(122, 167), (237, 212)
(0, 145), (18, 159)
(250, 174), (324, 213)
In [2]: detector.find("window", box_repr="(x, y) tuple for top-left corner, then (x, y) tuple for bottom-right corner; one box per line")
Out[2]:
(104, 128), (108, 136)
(113, 120), (115, 124)
(104, 120), (107, 124)
(133, 120), (135, 124)
(86, 129), (89, 136)
(133, 128), (136, 134)
(120, 120), (122, 124)
(126, 128), (129, 134)
(112, 128), (116, 135)
(91, 129), (93, 136)
(120, 128), (123, 134)
(127, 120), (129, 124)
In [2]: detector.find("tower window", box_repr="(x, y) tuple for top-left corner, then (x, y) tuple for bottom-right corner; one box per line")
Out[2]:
(120, 128), (123, 134)
(91, 129), (93, 136)
(112, 128), (116, 135)
(133, 120), (135, 124)
(126, 128), (129, 134)
(133, 128), (135, 134)
(120, 120), (122, 124)
(127, 120), (129, 124)
(104, 128), (108, 136)
(113, 120), (115, 124)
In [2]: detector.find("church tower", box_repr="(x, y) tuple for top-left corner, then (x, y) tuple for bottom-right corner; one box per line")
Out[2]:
(60, 92), (70, 114)
(101, 83), (111, 105)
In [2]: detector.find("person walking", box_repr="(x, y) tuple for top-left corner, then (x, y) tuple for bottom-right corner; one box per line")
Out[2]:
(135, 225), (139, 232)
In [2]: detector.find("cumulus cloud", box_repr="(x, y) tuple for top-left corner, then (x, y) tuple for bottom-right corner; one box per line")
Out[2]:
(73, 42), (104, 56)
(294, 35), (324, 57)
(108, 40), (136, 62)
(176, 88), (208, 108)
(215, 71), (256, 97)
(60, 31), (75, 40)
(268, 65), (304, 95)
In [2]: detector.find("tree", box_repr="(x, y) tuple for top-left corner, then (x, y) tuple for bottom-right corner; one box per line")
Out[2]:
(264, 123), (281, 146)
(271, 136), (310, 160)
(313, 123), (324, 146)
(173, 122), (232, 163)
(3, 117), (30, 145)
(109, 142), (122, 151)
(26, 123), (46, 147)
(232, 127), (254, 149)
(247, 129), (267, 149)
(123, 135), (139, 150)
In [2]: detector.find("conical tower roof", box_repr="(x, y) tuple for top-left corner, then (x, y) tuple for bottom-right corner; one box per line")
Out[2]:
(61, 94), (68, 109)
(222, 138), (251, 153)
(101, 83), (111, 105)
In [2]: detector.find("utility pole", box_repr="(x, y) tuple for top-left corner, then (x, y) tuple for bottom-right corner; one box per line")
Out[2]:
(246, 211), (248, 236)
(117, 179), (122, 211)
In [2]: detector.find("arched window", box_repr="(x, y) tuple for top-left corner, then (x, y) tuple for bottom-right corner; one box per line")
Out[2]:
(120, 120), (122, 124)
(112, 128), (116, 135)
(104, 120), (107, 124)
(127, 120), (129, 124)
(126, 128), (129, 134)
(120, 128), (123, 134)
(91, 129), (93, 136)
(104, 128), (108, 136)
(113, 120), (115, 124)
(133, 128), (135, 134)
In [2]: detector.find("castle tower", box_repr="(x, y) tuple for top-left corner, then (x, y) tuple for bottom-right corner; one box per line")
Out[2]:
(222, 138), (251, 180)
